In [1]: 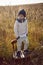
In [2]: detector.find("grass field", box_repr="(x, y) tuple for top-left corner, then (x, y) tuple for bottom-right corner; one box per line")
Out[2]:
(0, 3), (43, 60)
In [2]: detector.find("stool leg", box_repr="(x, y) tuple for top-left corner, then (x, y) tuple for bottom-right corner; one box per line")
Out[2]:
(12, 44), (15, 58)
(12, 43), (17, 58)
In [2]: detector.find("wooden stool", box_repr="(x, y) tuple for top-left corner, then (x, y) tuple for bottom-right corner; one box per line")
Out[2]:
(11, 39), (17, 57)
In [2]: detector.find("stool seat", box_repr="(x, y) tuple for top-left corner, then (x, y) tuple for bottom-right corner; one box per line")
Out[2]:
(11, 39), (17, 44)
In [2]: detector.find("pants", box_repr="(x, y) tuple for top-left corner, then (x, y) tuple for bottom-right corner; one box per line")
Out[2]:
(17, 36), (29, 51)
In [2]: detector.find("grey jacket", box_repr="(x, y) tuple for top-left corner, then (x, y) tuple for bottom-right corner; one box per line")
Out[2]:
(14, 19), (28, 38)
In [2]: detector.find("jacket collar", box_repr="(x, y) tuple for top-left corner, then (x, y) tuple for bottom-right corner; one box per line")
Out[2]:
(17, 18), (26, 23)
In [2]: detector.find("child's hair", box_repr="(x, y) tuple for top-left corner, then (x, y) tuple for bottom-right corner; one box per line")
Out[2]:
(18, 9), (26, 17)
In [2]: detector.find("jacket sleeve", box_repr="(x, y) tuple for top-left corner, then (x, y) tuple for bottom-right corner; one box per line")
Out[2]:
(14, 21), (19, 38)
(26, 20), (28, 34)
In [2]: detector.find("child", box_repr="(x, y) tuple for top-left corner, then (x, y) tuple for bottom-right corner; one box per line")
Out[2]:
(14, 9), (29, 58)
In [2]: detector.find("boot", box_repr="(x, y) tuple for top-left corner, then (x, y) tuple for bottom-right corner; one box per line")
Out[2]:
(20, 50), (25, 58)
(24, 49), (29, 56)
(17, 51), (21, 58)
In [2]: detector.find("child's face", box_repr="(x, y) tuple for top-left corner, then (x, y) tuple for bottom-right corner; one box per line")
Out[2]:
(18, 14), (25, 20)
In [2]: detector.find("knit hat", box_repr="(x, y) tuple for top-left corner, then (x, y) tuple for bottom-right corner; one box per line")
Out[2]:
(18, 9), (26, 17)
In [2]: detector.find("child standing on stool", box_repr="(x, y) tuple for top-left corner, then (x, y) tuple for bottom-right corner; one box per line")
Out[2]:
(14, 9), (29, 58)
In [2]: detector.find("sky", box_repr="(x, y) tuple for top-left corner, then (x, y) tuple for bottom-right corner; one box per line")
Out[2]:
(0, 0), (43, 6)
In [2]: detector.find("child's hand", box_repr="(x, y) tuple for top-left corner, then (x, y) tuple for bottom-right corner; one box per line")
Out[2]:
(26, 34), (28, 36)
(16, 36), (20, 40)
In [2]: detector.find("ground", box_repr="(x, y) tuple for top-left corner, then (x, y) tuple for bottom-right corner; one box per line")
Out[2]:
(0, 57), (33, 65)
(0, 47), (43, 65)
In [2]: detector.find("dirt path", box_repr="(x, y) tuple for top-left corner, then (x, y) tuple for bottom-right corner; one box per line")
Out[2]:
(0, 57), (33, 65)
(0, 47), (43, 65)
